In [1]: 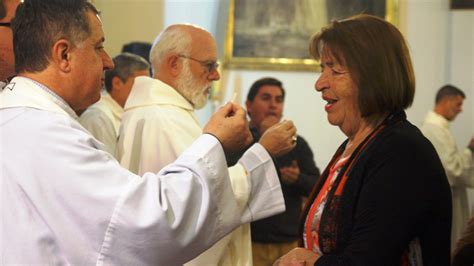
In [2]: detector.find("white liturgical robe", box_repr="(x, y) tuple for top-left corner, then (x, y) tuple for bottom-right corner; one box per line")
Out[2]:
(421, 110), (474, 246)
(119, 76), (265, 265)
(0, 77), (285, 265)
(79, 90), (123, 158)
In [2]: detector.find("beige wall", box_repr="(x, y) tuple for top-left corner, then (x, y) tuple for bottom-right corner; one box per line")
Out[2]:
(94, 0), (165, 58)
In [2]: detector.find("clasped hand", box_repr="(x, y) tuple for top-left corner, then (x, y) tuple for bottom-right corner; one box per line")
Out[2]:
(273, 248), (319, 266)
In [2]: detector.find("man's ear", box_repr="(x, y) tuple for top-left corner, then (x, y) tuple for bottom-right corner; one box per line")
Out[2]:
(111, 76), (123, 92)
(51, 39), (73, 73)
(168, 54), (181, 77)
(245, 100), (252, 113)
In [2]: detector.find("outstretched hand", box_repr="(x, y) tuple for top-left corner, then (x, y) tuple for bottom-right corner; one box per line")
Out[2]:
(259, 120), (297, 158)
(203, 102), (253, 165)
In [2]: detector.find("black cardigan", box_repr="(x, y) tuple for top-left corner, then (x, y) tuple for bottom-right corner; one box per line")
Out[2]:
(301, 111), (452, 266)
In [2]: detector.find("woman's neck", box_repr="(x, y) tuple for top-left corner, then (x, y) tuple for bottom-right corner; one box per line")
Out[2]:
(341, 116), (385, 158)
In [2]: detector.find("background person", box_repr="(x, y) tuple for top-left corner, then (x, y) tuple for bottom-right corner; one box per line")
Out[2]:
(1, 0), (293, 264)
(79, 52), (150, 157)
(122, 41), (152, 63)
(276, 14), (451, 265)
(245, 77), (320, 266)
(119, 24), (297, 266)
(421, 84), (474, 247)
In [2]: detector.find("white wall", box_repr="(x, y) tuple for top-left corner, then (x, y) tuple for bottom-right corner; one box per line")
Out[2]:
(403, 0), (474, 207)
(449, 10), (474, 208)
(163, 0), (220, 32)
(94, 0), (165, 57)
(448, 11), (473, 147)
(404, 0), (473, 140)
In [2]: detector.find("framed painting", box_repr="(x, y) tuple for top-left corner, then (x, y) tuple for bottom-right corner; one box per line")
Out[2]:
(451, 0), (474, 9)
(224, 0), (400, 71)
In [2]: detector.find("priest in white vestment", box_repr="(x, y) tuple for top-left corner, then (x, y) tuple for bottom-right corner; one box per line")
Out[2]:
(119, 24), (297, 265)
(1, 2), (295, 264)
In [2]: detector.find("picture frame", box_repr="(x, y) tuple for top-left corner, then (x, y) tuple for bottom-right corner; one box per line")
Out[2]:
(451, 0), (474, 9)
(223, 0), (400, 71)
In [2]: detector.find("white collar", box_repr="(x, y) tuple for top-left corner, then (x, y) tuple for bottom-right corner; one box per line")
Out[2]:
(124, 76), (194, 112)
(92, 90), (123, 120)
(425, 110), (449, 129)
(0, 76), (78, 120)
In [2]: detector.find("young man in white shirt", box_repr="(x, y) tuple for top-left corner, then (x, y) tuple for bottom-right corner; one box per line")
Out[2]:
(421, 84), (474, 247)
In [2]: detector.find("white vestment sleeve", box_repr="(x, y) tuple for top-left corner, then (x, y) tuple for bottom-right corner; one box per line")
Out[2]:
(0, 78), (285, 265)
(99, 134), (241, 265)
(0, 109), (279, 265)
(238, 143), (286, 223)
(184, 150), (283, 266)
(422, 123), (473, 187)
(100, 136), (285, 265)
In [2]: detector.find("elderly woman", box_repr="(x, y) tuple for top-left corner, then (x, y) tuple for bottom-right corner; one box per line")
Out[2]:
(275, 15), (451, 265)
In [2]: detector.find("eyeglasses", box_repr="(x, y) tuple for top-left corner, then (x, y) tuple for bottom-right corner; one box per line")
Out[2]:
(179, 55), (219, 73)
(0, 22), (11, 27)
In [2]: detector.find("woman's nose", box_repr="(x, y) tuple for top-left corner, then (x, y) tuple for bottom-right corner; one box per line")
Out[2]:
(315, 72), (328, 92)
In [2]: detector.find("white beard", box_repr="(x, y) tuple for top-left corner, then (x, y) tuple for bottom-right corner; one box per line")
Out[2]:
(176, 61), (209, 110)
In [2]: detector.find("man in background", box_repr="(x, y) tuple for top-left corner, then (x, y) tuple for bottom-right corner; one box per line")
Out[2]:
(80, 52), (150, 157)
(421, 84), (474, 247)
(119, 24), (297, 265)
(122, 41), (152, 63)
(0, 0), (20, 85)
(245, 77), (320, 266)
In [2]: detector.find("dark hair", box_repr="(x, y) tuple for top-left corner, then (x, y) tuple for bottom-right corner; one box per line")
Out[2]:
(104, 52), (150, 92)
(12, 0), (99, 73)
(246, 77), (286, 102)
(435, 84), (465, 104)
(309, 14), (415, 121)
(122, 42), (152, 63)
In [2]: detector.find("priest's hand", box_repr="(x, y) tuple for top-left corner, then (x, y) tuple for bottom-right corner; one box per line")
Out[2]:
(259, 120), (296, 157)
(203, 102), (253, 165)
